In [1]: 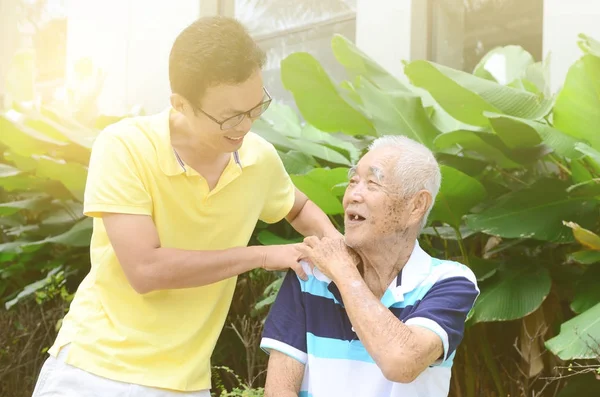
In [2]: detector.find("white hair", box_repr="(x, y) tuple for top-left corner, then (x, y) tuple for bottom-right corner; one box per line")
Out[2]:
(368, 135), (441, 228)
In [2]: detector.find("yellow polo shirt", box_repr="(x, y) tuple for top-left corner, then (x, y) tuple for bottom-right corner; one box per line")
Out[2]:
(48, 108), (295, 391)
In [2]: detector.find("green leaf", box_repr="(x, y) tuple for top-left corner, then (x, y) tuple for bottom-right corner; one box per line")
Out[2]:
(553, 55), (600, 151)
(291, 168), (349, 215)
(571, 266), (600, 314)
(0, 196), (50, 216)
(467, 257), (501, 282)
(331, 34), (411, 94)
(429, 165), (487, 228)
(42, 218), (92, 246)
(546, 301), (600, 360)
(5, 268), (63, 310)
(24, 218), (93, 248)
(260, 102), (303, 137)
(35, 156), (88, 202)
(279, 151), (318, 175)
(557, 373), (600, 397)
(563, 221), (600, 250)
(570, 159), (594, 185)
(353, 77), (440, 148)
(473, 45), (535, 86)
(466, 179), (599, 242)
(300, 125), (360, 164)
(281, 52), (375, 136)
(569, 250), (600, 265)
(434, 130), (521, 169)
(257, 230), (302, 246)
(404, 60), (553, 126)
(470, 265), (551, 323)
(421, 225), (477, 240)
(577, 33), (600, 58)
(0, 110), (68, 156)
(575, 143), (600, 168)
(486, 113), (583, 158)
(0, 163), (21, 178)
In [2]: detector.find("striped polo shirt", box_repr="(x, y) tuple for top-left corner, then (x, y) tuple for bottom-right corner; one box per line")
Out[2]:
(260, 241), (479, 397)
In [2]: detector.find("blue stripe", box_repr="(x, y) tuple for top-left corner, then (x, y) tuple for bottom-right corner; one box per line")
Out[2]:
(299, 392), (312, 397)
(300, 277), (338, 301)
(303, 293), (357, 341)
(307, 333), (375, 364)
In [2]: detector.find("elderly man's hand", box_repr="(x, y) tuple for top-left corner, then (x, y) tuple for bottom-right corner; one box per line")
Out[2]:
(298, 236), (360, 280)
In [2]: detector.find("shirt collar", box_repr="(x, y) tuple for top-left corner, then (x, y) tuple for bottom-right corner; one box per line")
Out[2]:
(319, 240), (431, 307)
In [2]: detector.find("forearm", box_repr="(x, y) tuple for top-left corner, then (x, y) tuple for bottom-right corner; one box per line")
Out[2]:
(333, 267), (415, 372)
(264, 351), (304, 397)
(288, 200), (338, 238)
(135, 246), (264, 293)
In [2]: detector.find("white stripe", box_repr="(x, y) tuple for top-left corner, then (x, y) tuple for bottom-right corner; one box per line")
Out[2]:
(404, 317), (450, 362)
(303, 354), (451, 397)
(260, 338), (308, 364)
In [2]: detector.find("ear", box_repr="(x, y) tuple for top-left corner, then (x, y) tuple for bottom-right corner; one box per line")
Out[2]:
(410, 190), (432, 225)
(170, 93), (188, 114)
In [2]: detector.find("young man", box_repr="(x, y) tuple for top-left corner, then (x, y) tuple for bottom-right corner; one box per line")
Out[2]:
(261, 136), (479, 397)
(32, 16), (337, 397)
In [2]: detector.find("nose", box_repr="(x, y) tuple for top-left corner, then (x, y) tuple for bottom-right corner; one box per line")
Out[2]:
(344, 183), (365, 205)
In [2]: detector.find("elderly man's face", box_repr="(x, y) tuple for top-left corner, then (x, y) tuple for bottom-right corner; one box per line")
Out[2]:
(342, 147), (411, 248)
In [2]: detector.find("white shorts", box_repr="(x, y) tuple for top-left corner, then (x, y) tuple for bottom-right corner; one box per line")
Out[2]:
(31, 345), (211, 397)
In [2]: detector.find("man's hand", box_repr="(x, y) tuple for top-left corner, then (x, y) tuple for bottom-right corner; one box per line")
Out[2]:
(259, 244), (308, 280)
(297, 236), (360, 280)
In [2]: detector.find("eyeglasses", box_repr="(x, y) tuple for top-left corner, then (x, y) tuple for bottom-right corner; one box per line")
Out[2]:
(193, 87), (272, 130)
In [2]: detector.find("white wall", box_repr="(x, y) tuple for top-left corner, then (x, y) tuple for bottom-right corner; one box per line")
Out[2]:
(355, 0), (413, 80)
(543, 0), (600, 92)
(65, 0), (200, 116)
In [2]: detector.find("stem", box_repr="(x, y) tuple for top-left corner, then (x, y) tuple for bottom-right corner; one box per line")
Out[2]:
(464, 335), (476, 397)
(550, 154), (571, 176)
(481, 327), (506, 397)
(454, 226), (470, 267)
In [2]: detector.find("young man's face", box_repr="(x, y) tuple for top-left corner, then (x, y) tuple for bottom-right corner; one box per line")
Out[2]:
(185, 70), (268, 153)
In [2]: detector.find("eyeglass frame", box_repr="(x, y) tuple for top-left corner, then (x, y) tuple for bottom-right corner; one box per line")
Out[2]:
(191, 87), (272, 130)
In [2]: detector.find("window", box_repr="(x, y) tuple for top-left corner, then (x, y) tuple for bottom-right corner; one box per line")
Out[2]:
(235, 0), (357, 106)
(428, 0), (544, 71)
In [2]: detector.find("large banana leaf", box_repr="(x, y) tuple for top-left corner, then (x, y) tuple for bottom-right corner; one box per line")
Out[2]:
(546, 301), (600, 360)
(0, 111), (67, 157)
(469, 264), (551, 324)
(473, 45), (535, 85)
(35, 156), (88, 202)
(553, 55), (600, 151)
(281, 52), (375, 136)
(428, 165), (487, 228)
(330, 34), (411, 94)
(291, 168), (348, 215)
(486, 112), (583, 159)
(404, 60), (553, 126)
(353, 77), (439, 148)
(434, 130), (521, 169)
(571, 266), (600, 314)
(466, 179), (599, 242)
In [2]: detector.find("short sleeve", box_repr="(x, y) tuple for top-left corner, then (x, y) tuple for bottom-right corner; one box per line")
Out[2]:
(404, 275), (479, 364)
(83, 131), (152, 218)
(260, 270), (307, 364)
(259, 146), (295, 224)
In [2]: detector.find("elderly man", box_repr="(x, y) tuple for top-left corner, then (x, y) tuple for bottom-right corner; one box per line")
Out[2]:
(260, 135), (480, 397)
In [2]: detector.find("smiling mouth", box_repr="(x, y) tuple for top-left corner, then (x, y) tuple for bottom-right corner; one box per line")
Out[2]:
(225, 136), (244, 142)
(346, 213), (366, 222)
